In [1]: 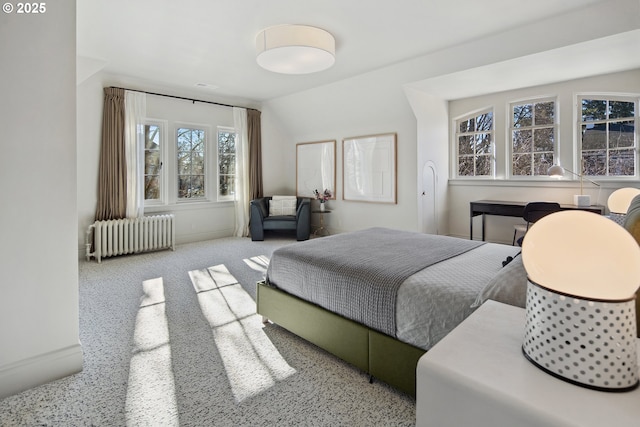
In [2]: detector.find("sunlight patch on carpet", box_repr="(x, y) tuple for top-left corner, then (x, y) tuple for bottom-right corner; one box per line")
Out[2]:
(243, 255), (270, 274)
(189, 264), (296, 403)
(125, 277), (178, 426)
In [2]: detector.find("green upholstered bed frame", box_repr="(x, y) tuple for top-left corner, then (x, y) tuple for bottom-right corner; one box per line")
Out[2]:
(256, 281), (426, 397)
(257, 282), (640, 397)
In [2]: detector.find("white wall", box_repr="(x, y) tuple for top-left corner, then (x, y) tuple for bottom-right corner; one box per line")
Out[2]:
(77, 69), (103, 255)
(262, 69), (419, 234)
(447, 69), (640, 243)
(404, 90), (450, 234)
(0, 0), (82, 398)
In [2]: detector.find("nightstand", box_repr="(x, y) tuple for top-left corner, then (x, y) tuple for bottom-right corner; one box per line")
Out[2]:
(311, 209), (331, 237)
(416, 300), (640, 427)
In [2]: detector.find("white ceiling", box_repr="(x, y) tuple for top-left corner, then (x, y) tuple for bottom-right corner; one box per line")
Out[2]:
(408, 30), (640, 101)
(77, 0), (624, 103)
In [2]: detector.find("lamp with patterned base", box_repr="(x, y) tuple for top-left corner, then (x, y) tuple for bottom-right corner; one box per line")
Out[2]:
(521, 210), (640, 392)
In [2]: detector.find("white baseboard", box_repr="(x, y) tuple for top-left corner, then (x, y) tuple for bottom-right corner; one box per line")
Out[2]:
(177, 229), (234, 245)
(0, 343), (83, 399)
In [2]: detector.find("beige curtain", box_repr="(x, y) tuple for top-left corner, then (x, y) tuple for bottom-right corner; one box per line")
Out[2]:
(233, 108), (250, 237)
(124, 91), (146, 218)
(95, 87), (126, 221)
(247, 109), (263, 199)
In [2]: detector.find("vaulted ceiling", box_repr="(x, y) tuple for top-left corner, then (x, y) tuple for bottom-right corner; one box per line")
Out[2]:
(77, 0), (636, 103)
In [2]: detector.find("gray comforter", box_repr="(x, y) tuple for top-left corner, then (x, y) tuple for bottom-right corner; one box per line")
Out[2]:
(265, 227), (484, 337)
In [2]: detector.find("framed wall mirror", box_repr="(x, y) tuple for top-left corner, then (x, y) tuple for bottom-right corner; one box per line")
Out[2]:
(296, 140), (336, 199)
(343, 133), (397, 204)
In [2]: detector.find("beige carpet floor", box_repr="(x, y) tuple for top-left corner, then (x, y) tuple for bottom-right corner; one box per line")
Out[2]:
(0, 236), (415, 426)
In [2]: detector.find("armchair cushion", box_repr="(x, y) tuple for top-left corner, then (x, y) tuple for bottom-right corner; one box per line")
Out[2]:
(269, 195), (297, 216)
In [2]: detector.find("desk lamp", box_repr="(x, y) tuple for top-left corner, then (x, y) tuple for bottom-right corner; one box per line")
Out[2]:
(521, 210), (640, 391)
(548, 164), (600, 207)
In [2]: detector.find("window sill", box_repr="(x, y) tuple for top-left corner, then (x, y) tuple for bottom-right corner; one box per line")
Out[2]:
(449, 178), (639, 190)
(145, 200), (234, 214)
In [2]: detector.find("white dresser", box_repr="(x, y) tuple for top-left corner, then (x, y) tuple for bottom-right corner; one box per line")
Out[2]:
(416, 300), (640, 427)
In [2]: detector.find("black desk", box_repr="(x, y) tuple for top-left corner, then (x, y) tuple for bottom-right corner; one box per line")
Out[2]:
(470, 200), (605, 241)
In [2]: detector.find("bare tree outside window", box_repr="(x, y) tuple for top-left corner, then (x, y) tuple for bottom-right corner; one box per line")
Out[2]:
(177, 127), (206, 199)
(144, 124), (161, 200)
(218, 128), (236, 198)
(456, 110), (494, 177)
(581, 98), (636, 177)
(511, 100), (556, 176)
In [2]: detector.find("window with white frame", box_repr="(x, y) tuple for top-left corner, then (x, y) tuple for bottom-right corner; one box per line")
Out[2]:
(140, 120), (236, 206)
(455, 109), (494, 177)
(579, 96), (637, 177)
(177, 126), (206, 200)
(510, 99), (557, 176)
(143, 122), (163, 202)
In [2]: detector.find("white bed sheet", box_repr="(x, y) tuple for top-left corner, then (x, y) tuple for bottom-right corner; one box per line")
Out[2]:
(396, 242), (520, 350)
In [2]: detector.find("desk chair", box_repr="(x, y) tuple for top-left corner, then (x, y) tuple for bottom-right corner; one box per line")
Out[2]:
(512, 202), (561, 246)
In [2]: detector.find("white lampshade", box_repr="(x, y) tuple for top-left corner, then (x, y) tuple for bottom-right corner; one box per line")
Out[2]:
(256, 25), (335, 74)
(522, 210), (640, 300)
(547, 164), (564, 178)
(608, 187), (640, 214)
(547, 164), (599, 206)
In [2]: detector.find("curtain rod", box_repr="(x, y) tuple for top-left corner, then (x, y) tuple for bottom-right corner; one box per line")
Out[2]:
(109, 86), (257, 111)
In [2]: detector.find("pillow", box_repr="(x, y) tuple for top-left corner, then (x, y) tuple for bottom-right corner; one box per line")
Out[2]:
(471, 254), (528, 309)
(269, 196), (297, 216)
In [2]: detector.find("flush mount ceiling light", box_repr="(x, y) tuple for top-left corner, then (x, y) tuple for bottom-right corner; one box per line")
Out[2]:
(256, 25), (335, 74)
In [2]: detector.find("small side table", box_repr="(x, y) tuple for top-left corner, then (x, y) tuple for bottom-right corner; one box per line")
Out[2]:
(311, 210), (331, 237)
(416, 300), (640, 427)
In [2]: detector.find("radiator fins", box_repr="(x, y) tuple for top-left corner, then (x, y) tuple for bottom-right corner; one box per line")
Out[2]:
(85, 215), (175, 263)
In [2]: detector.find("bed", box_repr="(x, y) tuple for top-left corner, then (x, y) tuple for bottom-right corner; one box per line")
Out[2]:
(257, 227), (526, 396)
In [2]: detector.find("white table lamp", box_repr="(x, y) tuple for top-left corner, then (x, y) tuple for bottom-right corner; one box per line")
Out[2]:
(548, 164), (599, 207)
(608, 187), (640, 225)
(522, 210), (640, 391)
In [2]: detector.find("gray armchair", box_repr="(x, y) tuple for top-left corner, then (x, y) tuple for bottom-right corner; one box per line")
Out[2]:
(250, 197), (311, 241)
